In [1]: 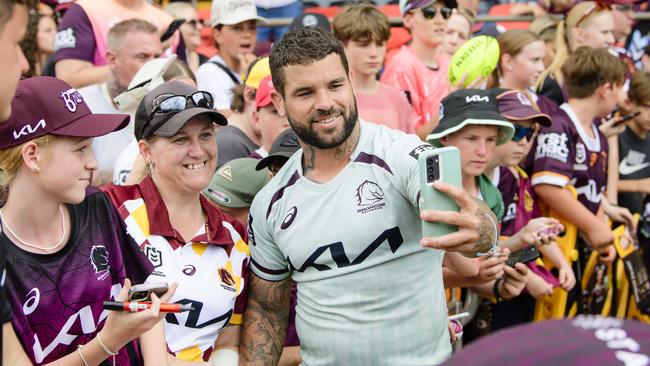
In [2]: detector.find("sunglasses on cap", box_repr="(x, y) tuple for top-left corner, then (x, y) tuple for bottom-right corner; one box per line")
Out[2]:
(511, 125), (536, 142)
(139, 91), (214, 139)
(419, 6), (453, 20)
(576, 0), (612, 28)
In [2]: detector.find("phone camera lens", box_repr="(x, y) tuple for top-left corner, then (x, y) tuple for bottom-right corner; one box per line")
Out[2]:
(427, 166), (433, 173)
(428, 174), (434, 181)
(427, 158), (433, 165)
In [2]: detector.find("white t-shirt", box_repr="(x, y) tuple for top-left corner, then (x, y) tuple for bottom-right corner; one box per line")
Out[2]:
(78, 83), (135, 179)
(196, 55), (241, 111)
(249, 121), (451, 366)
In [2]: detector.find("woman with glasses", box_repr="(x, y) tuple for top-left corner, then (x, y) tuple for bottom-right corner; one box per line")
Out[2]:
(103, 80), (247, 366)
(0, 76), (177, 366)
(382, 0), (457, 140)
(536, 1), (615, 106)
(164, 2), (208, 73)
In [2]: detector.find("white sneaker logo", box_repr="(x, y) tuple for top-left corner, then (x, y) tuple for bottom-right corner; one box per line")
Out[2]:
(619, 151), (650, 175)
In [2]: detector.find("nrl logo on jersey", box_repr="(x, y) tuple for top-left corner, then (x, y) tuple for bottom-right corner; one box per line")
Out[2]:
(355, 180), (386, 214)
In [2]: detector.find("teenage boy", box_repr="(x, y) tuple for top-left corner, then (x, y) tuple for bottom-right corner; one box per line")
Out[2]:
(532, 47), (627, 262)
(197, 0), (267, 115)
(332, 3), (415, 134)
(427, 88), (514, 220)
(382, 0), (457, 140)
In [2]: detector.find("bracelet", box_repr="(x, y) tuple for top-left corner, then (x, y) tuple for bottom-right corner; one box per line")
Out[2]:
(493, 278), (504, 303)
(77, 345), (90, 366)
(97, 332), (119, 356)
(475, 212), (499, 257)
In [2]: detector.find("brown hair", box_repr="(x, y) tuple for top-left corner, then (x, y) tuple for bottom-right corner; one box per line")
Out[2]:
(628, 71), (650, 106)
(492, 29), (541, 87)
(270, 26), (349, 96)
(537, 2), (611, 87)
(332, 3), (391, 45)
(562, 46), (626, 99)
(107, 18), (158, 53)
(162, 59), (196, 83)
(0, 0), (38, 34)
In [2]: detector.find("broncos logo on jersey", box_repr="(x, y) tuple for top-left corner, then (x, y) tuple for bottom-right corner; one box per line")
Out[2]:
(355, 180), (384, 206)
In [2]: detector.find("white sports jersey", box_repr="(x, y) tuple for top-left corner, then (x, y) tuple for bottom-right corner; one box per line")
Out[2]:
(249, 121), (451, 366)
(103, 178), (249, 362)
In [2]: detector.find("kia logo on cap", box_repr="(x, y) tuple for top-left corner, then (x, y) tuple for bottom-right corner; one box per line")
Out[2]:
(13, 119), (46, 140)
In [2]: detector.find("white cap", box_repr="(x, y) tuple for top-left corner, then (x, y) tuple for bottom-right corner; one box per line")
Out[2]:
(211, 0), (269, 27)
(113, 55), (177, 113)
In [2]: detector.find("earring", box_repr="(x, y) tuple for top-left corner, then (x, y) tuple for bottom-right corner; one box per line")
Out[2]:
(33, 165), (40, 173)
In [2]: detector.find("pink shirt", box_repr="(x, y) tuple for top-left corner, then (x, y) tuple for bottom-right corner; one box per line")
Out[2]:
(355, 82), (415, 134)
(381, 45), (450, 130)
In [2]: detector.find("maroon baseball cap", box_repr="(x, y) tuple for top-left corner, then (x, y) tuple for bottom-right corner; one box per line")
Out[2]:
(496, 89), (552, 127)
(0, 77), (129, 149)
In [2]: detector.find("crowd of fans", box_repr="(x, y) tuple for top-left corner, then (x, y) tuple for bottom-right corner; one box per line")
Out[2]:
(1, 0), (650, 365)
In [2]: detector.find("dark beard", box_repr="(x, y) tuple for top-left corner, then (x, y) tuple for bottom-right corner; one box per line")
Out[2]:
(287, 104), (358, 149)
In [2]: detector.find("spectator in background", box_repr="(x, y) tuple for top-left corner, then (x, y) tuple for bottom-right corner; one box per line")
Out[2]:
(617, 71), (650, 216)
(611, 1), (635, 48)
(382, 0), (458, 140)
(203, 157), (269, 227)
(197, 0), (267, 116)
(255, 0), (302, 42)
(77, 18), (162, 185)
(19, 9), (56, 77)
(53, 0), (176, 88)
(536, 1), (615, 106)
(164, 1), (208, 73)
(443, 7), (475, 56)
(529, 14), (559, 69)
(333, 3), (415, 134)
(250, 75), (290, 158)
(216, 56), (270, 168)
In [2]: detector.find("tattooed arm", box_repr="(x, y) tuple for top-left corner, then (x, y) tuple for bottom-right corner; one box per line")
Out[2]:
(240, 273), (292, 366)
(419, 181), (498, 257)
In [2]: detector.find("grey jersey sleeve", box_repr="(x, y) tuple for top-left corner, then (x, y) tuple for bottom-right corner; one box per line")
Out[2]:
(248, 196), (291, 282)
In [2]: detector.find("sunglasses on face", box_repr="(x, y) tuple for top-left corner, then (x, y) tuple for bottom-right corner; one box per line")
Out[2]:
(420, 6), (453, 20)
(511, 125), (536, 142)
(138, 92), (214, 139)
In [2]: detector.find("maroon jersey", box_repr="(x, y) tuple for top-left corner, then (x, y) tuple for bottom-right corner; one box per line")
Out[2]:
(493, 166), (541, 237)
(2, 188), (153, 365)
(531, 104), (608, 214)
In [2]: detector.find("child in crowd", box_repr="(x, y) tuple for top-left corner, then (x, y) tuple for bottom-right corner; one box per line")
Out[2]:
(332, 3), (415, 134)
(382, 0), (457, 139)
(442, 7), (475, 56)
(488, 89), (576, 329)
(250, 75), (290, 158)
(217, 56), (271, 168)
(196, 0), (266, 115)
(0, 76), (174, 365)
(617, 71), (650, 216)
(532, 47), (626, 263)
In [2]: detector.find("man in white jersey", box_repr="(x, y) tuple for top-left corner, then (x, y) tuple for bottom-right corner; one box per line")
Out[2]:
(240, 26), (500, 366)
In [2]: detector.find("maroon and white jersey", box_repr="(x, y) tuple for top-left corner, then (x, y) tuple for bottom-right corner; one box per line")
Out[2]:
(2, 188), (153, 365)
(531, 104), (608, 214)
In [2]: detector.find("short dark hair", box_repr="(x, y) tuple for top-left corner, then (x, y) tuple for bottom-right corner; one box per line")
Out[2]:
(0, 0), (38, 34)
(269, 26), (349, 96)
(562, 47), (626, 99)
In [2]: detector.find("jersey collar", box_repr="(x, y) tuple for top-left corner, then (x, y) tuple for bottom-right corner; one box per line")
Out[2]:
(139, 176), (235, 246)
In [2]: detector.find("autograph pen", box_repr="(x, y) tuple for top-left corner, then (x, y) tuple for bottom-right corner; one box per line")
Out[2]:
(103, 301), (194, 313)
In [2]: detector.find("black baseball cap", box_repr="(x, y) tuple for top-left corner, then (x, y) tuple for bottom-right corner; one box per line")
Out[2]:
(427, 89), (514, 147)
(256, 128), (300, 171)
(135, 81), (227, 140)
